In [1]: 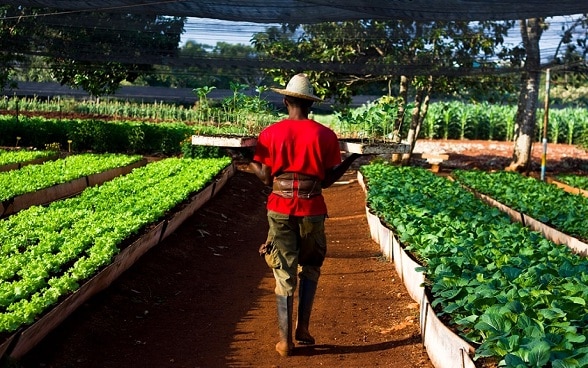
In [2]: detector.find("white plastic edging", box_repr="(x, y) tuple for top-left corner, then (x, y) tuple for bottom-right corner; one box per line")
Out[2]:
(357, 170), (478, 368)
(378, 223), (393, 260)
(397, 237), (426, 304)
(357, 171), (367, 193)
(365, 208), (381, 244)
(420, 294), (477, 368)
(392, 229), (404, 279)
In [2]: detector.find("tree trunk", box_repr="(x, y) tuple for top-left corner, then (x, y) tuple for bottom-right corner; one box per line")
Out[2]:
(401, 76), (432, 165)
(390, 75), (409, 163)
(393, 75), (409, 142)
(507, 18), (543, 172)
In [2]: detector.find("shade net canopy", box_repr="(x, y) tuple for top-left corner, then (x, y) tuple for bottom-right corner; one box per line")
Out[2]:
(0, 0), (587, 23)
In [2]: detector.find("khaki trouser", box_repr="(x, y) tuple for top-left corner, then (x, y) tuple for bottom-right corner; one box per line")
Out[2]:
(266, 210), (327, 296)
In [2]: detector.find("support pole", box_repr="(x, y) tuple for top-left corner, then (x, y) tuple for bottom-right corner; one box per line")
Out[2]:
(541, 69), (550, 181)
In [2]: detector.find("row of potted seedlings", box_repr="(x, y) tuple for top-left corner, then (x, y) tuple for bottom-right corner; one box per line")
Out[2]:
(0, 155), (232, 359)
(359, 163), (588, 368)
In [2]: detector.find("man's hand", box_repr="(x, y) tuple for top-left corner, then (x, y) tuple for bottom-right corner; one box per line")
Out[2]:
(258, 242), (269, 256)
(225, 147), (254, 162)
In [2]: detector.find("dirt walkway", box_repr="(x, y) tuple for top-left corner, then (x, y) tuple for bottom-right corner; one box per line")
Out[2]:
(17, 168), (432, 368)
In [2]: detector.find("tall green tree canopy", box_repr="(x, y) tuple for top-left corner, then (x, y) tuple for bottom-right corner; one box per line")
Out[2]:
(1, 6), (185, 96)
(252, 20), (518, 106)
(0, 6), (38, 89)
(38, 12), (185, 96)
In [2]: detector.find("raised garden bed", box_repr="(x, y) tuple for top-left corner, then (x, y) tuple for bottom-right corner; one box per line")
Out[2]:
(0, 158), (234, 361)
(547, 177), (588, 198)
(0, 155), (146, 217)
(0, 153), (60, 173)
(359, 163), (588, 367)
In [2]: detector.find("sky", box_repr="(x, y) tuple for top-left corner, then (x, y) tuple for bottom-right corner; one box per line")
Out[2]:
(180, 16), (586, 63)
(180, 18), (275, 46)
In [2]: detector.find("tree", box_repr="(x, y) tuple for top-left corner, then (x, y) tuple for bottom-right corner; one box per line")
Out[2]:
(253, 21), (403, 106)
(139, 40), (266, 90)
(548, 14), (588, 105)
(505, 15), (588, 171)
(253, 20), (516, 161)
(0, 6), (38, 90)
(138, 40), (214, 88)
(1, 8), (185, 97)
(507, 18), (544, 172)
(210, 42), (268, 88)
(42, 13), (184, 97)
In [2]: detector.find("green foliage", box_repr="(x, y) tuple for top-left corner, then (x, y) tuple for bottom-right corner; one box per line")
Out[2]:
(331, 96), (411, 140)
(252, 19), (518, 106)
(3, 96), (588, 150)
(190, 85), (217, 122)
(0, 115), (193, 155)
(361, 163), (588, 365)
(1, 7), (185, 95)
(556, 174), (588, 191)
(537, 107), (588, 145)
(0, 153), (142, 201)
(0, 156), (230, 333)
(38, 13), (184, 96)
(180, 138), (223, 159)
(0, 6), (38, 89)
(219, 84), (278, 130)
(49, 60), (140, 97)
(0, 149), (56, 166)
(453, 170), (588, 241)
(330, 98), (588, 144)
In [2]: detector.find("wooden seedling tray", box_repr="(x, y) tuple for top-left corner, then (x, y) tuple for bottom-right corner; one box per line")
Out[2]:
(339, 139), (411, 154)
(191, 134), (257, 148)
(192, 135), (411, 155)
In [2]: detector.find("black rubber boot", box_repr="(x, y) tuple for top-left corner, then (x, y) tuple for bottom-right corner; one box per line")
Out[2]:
(275, 295), (294, 356)
(295, 278), (317, 345)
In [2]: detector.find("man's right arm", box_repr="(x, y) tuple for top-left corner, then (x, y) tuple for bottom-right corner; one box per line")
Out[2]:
(225, 148), (272, 186)
(247, 161), (273, 186)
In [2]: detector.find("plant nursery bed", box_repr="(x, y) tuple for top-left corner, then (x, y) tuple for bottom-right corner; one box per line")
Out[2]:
(13, 140), (588, 368)
(546, 177), (588, 198)
(191, 135), (412, 156)
(0, 158), (148, 217)
(465, 187), (588, 256)
(0, 163), (235, 361)
(0, 153), (60, 173)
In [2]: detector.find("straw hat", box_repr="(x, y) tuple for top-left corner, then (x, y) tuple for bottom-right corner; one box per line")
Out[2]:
(271, 73), (322, 102)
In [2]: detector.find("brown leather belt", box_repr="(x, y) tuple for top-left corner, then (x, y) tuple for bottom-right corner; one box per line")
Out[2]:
(272, 172), (322, 199)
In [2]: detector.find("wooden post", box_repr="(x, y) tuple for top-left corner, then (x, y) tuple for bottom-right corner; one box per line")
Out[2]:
(541, 69), (550, 181)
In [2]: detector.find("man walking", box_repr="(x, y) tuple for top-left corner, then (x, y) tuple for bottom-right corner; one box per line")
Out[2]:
(234, 73), (360, 356)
